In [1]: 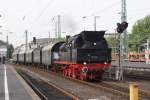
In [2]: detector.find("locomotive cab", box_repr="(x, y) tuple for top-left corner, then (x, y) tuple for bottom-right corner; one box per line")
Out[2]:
(51, 42), (65, 62)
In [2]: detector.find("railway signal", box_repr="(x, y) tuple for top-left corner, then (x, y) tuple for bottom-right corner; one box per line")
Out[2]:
(116, 21), (128, 34)
(116, 21), (128, 81)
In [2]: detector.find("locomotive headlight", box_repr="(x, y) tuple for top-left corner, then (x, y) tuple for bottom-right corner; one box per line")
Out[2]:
(93, 42), (96, 46)
(104, 62), (107, 65)
(83, 62), (87, 65)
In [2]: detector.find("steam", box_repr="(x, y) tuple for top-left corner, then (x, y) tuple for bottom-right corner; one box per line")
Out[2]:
(62, 15), (77, 34)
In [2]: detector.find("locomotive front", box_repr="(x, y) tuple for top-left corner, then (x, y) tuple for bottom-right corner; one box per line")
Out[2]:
(53, 31), (111, 80)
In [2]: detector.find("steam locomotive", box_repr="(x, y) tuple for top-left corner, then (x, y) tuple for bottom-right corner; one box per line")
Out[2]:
(13, 31), (111, 81)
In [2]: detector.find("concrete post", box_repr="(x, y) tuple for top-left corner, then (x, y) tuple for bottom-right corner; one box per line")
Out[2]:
(130, 83), (138, 100)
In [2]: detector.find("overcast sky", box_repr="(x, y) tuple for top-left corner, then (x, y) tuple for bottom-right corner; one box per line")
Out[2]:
(0, 0), (150, 47)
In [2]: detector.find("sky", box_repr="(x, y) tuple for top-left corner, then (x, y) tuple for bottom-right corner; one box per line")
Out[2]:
(0, 0), (150, 47)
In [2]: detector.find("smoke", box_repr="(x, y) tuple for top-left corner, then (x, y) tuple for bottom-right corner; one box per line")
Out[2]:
(61, 15), (77, 35)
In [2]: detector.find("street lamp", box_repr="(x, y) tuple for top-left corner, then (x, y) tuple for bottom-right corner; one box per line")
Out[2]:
(82, 16), (87, 30)
(0, 14), (2, 28)
(6, 31), (13, 44)
(94, 16), (100, 31)
(6, 31), (13, 58)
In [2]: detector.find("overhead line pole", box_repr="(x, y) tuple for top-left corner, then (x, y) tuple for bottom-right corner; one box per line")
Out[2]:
(55, 22), (58, 38)
(116, 0), (127, 81)
(94, 16), (100, 31)
(121, 0), (127, 55)
(58, 15), (61, 38)
(25, 30), (28, 50)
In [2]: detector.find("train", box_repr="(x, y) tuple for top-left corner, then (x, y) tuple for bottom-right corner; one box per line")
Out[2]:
(12, 31), (112, 81)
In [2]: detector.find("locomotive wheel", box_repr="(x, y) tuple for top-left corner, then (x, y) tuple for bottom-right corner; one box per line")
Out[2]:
(72, 73), (76, 78)
(68, 69), (72, 77)
(64, 70), (67, 76)
(62, 70), (65, 76)
(80, 75), (84, 81)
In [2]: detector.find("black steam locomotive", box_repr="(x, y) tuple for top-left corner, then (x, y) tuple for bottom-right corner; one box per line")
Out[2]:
(13, 31), (111, 81)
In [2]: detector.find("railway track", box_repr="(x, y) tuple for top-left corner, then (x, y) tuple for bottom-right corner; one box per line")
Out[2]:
(63, 74), (150, 100)
(13, 64), (150, 100)
(32, 65), (150, 100)
(98, 82), (150, 100)
(17, 69), (74, 100)
(13, 64), (129, 100)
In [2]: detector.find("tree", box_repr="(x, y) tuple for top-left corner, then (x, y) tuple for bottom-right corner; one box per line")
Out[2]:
(129, 15), (150, 52)
(7, 44), (14, 58)
(106, 36), (119, 53)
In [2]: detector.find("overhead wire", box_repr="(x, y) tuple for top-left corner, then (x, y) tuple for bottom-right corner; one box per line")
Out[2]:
(94, 0), (121, 15)
(26, 0), (122, 35)
(80, 0), (121, 19)
(27, 0), (55, 29)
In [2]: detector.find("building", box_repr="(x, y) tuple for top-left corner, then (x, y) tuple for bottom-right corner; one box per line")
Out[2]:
(29, 37), (63, 49)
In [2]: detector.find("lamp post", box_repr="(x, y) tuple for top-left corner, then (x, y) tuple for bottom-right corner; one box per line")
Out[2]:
(48, 32), (50, 41)
(6, 31), (13, 58)
(0, 14), (2, 29)
(82, 16), (87, 31)
(6, 31), (13, 44)
(94, 16), (100, 31)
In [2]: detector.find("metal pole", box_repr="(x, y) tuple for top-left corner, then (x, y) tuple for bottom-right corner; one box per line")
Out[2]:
(115, 0), (127, 81)
(82, 16), (87, 31)
(25, 30), (28, 50)
(116, 34), (120, 80)
(121, 0), (127, 57)
(130, 84), (138, 100)
(49, 32), (50, 40)
(116, 34), (123, 80)
(6, 32), (8, 58)
(6, 33), (8, 44)
(55, 22), (57, 38)
(58, 15), (61, 38)
(120, 34), (124, 80)
(94, 16), (100, 31)
(48, 32), (50, 43)
(146, 37), (150, 64)
(94, 16), (96, 31)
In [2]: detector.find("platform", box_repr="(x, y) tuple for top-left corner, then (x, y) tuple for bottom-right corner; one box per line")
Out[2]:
(0, 64), (40, 100)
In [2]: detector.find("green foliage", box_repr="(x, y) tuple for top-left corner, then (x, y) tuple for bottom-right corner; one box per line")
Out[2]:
(106, 36), (119, 53)
(129, 15), (150, 52)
